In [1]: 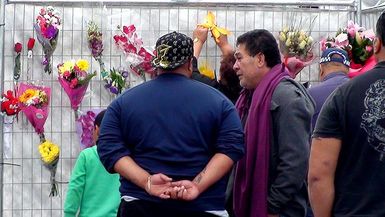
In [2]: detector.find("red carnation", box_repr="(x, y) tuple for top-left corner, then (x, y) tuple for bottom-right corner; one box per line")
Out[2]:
(27, 38), (35, 50)
(14, 42), (22, 53)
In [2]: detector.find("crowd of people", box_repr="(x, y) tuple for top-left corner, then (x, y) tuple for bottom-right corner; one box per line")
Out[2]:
(64, 11), (385, 217)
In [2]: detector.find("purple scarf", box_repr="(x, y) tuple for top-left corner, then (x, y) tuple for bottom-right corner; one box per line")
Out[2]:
(234, 64), (288, 217)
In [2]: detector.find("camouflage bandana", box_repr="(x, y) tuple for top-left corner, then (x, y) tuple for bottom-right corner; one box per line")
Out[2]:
(152, 31), (193, 70)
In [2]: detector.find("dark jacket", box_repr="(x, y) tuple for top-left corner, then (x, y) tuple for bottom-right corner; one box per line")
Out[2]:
(268, 78), (315, 217)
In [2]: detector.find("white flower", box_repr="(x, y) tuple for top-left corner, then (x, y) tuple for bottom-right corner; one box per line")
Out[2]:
(279, 32), (286, 42)
(299, 40), (307, 49)
(335, 33), (348, 43)
(307, 36), (313, 45)
(285, 38), (291, 47)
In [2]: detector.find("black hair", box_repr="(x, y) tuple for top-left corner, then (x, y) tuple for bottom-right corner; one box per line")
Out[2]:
(236, 29), (282, 68)
(94, 110), (106, 128)
(376, 11), (385, 46)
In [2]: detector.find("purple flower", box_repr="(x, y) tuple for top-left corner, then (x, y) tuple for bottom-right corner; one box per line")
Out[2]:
(42, 58), (49, 65)
(109, 86), (119, 94)
(104, 82), (112, 89)
(121, 70), (129, 78)
(44, 25), (58, 39)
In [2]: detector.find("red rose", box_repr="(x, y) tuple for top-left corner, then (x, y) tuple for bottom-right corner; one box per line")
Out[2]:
(27, 38), (35, 50)
(14, 42), (22, 53)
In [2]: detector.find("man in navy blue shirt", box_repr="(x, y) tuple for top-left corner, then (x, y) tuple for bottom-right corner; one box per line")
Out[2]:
(97, 31), (245, 217)
(308, 48), (350, 129)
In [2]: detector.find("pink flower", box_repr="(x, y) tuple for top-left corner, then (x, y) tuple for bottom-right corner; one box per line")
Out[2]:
(123, 43), (137, 54)
(123, 25), (136, 38)
(363, 29), (375, 40)
(63, 71), (70, 78)
(320, 39), (327, 51)
(39, 8), (46, 15)
(366, 46), (373, 53)
(347, 20), (364, 37)
(70, 78), (78, 88)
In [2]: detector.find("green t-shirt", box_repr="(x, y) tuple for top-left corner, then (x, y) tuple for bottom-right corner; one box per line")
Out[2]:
(64, 146), (120, 217)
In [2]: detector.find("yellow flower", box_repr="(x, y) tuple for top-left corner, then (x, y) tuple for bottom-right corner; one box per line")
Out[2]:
(38, 140), (60, 164)
(76, 59), (89, 71)
(63, 61), (75, 72)
(279, 32), (286, 42)
(19, 89), (37, 103)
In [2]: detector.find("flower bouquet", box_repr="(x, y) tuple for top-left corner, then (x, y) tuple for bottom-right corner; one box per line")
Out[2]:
(1, 90), (20, 117)
(1, 90), (21, 157)
(57, 59), (96, 118)
(34, 6), (60, 74)
(103, 68), (129, 95)
(26, 38), (36, 81)
(14, 42), (22, 83)
(87, 21), (105, 71)
(113, 24), (155, 81)
(38, 140), (60, 197)
(18, 83), (50, 141)
(320, 20), (376, 78)
(278, 27), (315, 78)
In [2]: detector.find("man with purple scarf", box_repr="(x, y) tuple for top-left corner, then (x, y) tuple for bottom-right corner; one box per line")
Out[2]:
(232, 29), (315, 217)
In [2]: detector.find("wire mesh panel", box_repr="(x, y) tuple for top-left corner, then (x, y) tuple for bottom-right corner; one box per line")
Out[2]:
(1, 2), (355, 217)
(362, 7), (385, 29)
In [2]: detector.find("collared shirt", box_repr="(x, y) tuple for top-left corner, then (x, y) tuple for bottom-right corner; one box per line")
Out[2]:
(308, 72), (349, 129)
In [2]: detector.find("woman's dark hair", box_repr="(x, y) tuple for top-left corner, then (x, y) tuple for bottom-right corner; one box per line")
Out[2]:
(236, 29), (281, 68)
(219, 52), (242, 103)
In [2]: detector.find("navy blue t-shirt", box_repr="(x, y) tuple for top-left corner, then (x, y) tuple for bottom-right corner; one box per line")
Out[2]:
(97, 73), (244, 211)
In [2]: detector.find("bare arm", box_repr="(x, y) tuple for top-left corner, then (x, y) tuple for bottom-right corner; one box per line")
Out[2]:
(193, 26), (208, 58)
(114, 156), (172, 199)
(215, 34), (233, 57)
(171, 153), (234, 200)
(308, 137), (342, 217)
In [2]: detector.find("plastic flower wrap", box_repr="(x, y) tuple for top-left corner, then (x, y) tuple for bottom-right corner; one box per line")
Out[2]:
(198, 11), (230, 43)
(278, 27), (315, 78)
(57, 59), (96, 117)
(18, 82), (50, 138)
(199, 61), (216, 79)
(320, 20), (376, 78)
(34, 6), (61, 74)
(38, 140), (60, 197)
(113, 24), (155, 81)
(75, 109), (103, 149)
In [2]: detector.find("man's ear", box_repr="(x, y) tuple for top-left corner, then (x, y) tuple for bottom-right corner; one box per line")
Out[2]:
(319, 64), (325, 79)
(255, 53), (266, 68)
(374, 37), (382, 54)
